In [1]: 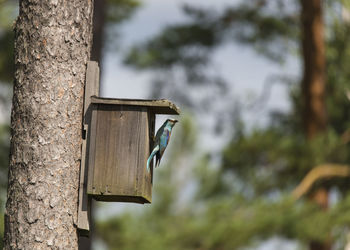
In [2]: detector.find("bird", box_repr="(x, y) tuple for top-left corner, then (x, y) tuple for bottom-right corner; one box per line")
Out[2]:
(146, 118), (178, 172)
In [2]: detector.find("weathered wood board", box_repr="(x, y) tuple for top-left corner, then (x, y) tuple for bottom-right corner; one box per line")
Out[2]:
(78, 61), (99, 235)
(91, 96), (180, 115)
(87, 104), (153, 203)
(86, 96), (179, 203)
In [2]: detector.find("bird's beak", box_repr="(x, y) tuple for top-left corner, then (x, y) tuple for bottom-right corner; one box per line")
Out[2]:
(174, 120), (178, 123)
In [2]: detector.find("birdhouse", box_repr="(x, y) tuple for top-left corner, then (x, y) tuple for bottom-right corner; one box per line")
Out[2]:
(77, 61), (180, 235)
(86, 96), (180, 203)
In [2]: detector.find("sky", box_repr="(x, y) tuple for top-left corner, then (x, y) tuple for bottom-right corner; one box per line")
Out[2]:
(96, 1), (300, 250)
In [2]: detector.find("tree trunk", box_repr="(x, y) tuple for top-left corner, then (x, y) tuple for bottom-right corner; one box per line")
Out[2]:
(300, 0), (329, 250)
(300, 0), (327, 138)
(4, 0), (94, 249)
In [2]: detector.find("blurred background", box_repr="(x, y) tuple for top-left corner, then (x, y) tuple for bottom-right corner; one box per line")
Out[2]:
(1, 0), (350, 249)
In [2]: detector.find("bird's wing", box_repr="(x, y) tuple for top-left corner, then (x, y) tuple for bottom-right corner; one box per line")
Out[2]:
(154, 122), (167, 144)
(156, 128), (171, 167)
(155, 150), (161, 168)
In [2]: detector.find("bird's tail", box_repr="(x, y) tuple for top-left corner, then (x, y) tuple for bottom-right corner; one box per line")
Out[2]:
(147, 145), (159, 173)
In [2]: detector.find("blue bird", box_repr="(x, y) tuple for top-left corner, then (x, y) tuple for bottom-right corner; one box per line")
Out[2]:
(146, 119), (178, 172)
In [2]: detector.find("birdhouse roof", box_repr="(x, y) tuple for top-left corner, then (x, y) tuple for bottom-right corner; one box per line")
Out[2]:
(90, 96), (180, 115)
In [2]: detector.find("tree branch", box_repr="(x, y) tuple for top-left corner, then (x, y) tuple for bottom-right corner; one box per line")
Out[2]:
(292, 164), (350, 200)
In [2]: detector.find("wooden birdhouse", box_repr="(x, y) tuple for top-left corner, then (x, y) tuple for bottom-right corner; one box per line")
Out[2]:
(86, 96), (179, 203)
(77, 61), (180, 235)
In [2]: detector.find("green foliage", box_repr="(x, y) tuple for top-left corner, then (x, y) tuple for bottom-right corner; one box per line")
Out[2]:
(97, 182), (350, 250)
(0, 123), (9, 249)
(0, 28), (14, 83)
(326, 20), (350, 134)
(193, 154), (230, 200)
(102, 0), (141, 52)
(0, 0), (16, 83)
(222, 128), (350, 195)
(0, 124), (9, 190)
(106, 0), (141, 24)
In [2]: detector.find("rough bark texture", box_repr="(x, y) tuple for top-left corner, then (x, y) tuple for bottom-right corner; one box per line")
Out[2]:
(4, 0), (94, 249)
(300, 1), (330, 250)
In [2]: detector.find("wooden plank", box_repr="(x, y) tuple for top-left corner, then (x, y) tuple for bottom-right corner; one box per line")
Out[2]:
(84, 62), (100, 119)
(86, 107), (98, 194)
(87, 105), (151, 203)
(135, 108), (151, 201)
(91, 195), (150, 203)
(90, 96), (180, 115)
(78, 61), (100, 235)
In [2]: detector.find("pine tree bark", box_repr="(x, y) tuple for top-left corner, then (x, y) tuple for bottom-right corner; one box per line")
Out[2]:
(4, 0), (94, 249)
(300, 0), (330, 250)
